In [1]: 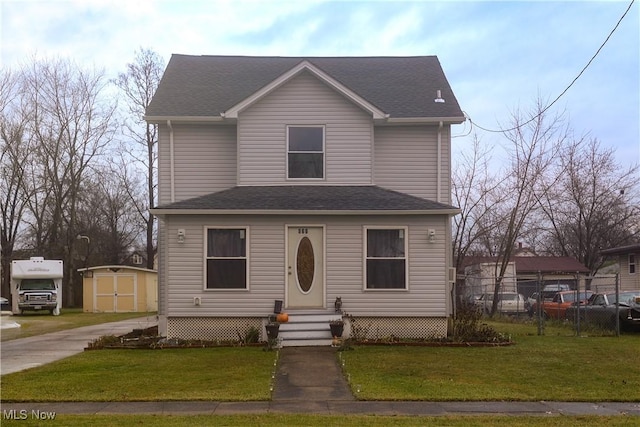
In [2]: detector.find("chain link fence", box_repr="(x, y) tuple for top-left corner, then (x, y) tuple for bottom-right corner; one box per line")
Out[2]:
(454, 273), (637, 336)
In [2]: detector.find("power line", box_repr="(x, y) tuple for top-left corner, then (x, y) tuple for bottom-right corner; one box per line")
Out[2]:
(465, 0), (635, 135)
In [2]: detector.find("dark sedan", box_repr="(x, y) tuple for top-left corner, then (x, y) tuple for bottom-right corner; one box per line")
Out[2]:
(565, 290), (640, 332)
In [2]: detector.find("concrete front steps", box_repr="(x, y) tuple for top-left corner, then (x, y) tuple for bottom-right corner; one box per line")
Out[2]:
(278, 310), (343, 347)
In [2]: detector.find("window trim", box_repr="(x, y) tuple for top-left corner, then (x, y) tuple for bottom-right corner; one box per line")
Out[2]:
(286, 125), (326, 180)
(630, 253), (636, 275)
(363, 226), (409, 291)
(203, 226), (250, 291)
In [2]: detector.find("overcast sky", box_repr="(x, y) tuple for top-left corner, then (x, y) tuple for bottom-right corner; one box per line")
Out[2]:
(1, 0), (639, 169)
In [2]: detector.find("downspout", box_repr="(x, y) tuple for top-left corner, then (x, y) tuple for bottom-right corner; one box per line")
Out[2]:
(437, 121), (443, 203)
(167, 120), (175, 203)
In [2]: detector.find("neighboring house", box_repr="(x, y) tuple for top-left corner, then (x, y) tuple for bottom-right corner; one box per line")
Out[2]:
(79, 266), (158, 313)
(464, 261), (518, 296)
(146, 55), (464, 345)
(600, 243), (640, 291)
(461, 256), (590, 300)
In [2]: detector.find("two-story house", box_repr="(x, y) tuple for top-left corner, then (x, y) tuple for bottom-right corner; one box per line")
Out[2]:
(146, 55), (464, 345)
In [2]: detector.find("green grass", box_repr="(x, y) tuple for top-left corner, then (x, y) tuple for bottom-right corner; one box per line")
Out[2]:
(1, 309), (156, 342)
(0, 348), (276, 402)
(2, 318), (639, 404)
(340, 319), (640, 401)
(1, 414), (636, 427)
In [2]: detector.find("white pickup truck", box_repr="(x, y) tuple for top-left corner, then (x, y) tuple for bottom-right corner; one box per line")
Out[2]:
(11, 257), (63, 315)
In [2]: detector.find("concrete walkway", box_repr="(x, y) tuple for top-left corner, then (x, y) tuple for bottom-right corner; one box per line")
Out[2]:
(1, 324), (639, 417)
(1, 315), (157, 375)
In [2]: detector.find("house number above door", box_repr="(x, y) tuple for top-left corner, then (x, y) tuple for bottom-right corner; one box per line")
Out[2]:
(296, 236), (314, 292)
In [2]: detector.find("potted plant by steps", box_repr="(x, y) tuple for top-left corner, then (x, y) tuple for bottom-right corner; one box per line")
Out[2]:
(329, 319), (344, 338)
(265, 322), (280, 339)
(265, 312), (289, 340)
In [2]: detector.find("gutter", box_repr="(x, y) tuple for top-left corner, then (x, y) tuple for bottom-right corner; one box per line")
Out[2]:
(382, 116), (465, 125)
(437, 121), (443, 203)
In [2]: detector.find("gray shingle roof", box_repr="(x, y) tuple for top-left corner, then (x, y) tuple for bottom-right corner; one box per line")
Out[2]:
(153, 186), (458, 213)
(146, 55), (464, 119)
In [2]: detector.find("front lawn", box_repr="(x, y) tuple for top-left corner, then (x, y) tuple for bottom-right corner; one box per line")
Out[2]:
(1, 348), (276, 402)
(1, 319), (638, 402)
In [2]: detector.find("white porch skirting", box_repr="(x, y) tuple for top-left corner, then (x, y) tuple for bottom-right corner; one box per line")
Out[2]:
(165, 316), (448, 342)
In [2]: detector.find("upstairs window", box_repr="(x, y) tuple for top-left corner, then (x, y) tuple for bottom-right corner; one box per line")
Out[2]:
(365, 227), (408, 290)
(287, 126), (324, 179)
(206, 228), (248, 289)
(132, 254), (143, 265)
(630, 254), (636, 275)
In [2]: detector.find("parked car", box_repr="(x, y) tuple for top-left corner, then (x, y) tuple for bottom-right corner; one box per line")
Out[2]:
(0, 296), (9, 312)
(474, 292), (527, 316)
(525, 292), (540, 316)
(543, 284), (570, 292)
(533, 290), (593, 320)
(540, 284), (571, 301)
(565, 290), (640, 332)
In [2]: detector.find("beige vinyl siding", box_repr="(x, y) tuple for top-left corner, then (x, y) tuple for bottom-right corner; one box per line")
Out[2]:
(164, 214), (449, 318)
(374, 125), (452, 203)
(238, 71), (373, 185)
(620, 254), (640, 290)
(165, 216), (286, 317)
(172, 124), (237, 201)
(325, 217), (448, 317)
(157, 125), (171, 205)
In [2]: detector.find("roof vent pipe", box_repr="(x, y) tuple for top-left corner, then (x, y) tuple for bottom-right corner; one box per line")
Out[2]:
(434, 90), (445, 103)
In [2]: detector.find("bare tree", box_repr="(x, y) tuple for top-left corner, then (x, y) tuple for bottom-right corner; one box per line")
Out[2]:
(114, 48), (165, 270)
(18, 57), (116, 306)
(452, 134), (506, 270)
(0, 69), (36, 299)
(537, 137), (640, 275)
(487, 101), (568, 315)
(76, 169), (145, 266)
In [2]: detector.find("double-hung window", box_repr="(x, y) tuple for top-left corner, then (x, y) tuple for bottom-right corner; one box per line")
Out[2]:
(206, 228), (247, 289)
(287, 126), (324, 179)
(365, 227), (408, 289)
(630, 254), (636, 275)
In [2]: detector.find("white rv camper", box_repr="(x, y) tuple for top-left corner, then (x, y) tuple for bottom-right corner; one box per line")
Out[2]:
(11, 257), (63, 315)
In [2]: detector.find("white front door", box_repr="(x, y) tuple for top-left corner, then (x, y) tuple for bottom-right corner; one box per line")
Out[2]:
(287, 226), (324, 308)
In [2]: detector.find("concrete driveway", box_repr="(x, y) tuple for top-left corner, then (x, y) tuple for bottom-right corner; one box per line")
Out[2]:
(1, 315), (157, 376)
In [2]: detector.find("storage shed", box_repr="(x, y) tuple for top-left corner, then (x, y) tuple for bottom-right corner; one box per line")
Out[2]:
(79, 266), (157, 313)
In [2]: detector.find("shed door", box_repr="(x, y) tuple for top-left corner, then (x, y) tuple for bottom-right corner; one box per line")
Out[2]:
(287, 226), (324, 308)
(94, 274), (137, 312)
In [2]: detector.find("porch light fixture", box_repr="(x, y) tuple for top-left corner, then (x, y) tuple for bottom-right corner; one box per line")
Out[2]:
(428, 229), (436, 242)
(177, 229), (186, 243)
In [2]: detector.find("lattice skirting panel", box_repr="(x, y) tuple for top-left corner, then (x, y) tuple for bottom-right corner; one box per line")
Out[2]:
(347, 317), (448, 340)
(166, 316), (448, 341)
(167, 317), (263, 341)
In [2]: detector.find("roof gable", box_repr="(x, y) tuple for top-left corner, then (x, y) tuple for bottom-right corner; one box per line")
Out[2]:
(224, 60), (387, 120)
(146, 55), (464, 122)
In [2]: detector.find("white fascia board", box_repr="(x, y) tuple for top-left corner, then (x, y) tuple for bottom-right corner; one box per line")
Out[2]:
(223, 60), (388, 120)
(150, 208), (461, 216)
(144, 115), (228, 124)
(382, 116), (466, 125)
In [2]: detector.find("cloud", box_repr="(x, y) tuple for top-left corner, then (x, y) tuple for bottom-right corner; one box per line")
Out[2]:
(1, 0), (638, 167)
